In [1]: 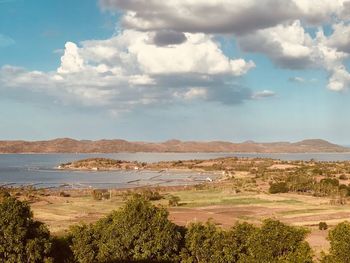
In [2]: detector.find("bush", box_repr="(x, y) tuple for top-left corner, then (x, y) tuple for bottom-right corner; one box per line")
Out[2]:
(319, 222), (328, 230)
(0, 188), (10, 201)
(320, 178), (339, 187)
(70, 196), (183, 262)
(339, 174), (348, 180)
(91, 189), (110, 200)
(269, 182), (289, 194)
(139, 189), (163, 201)
(59, 191), (70, 197)
(168, 195), (180, 206)
(0, 196), (53, 262)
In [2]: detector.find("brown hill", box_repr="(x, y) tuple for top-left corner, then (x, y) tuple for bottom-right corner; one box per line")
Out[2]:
(0, 138), (348, 153)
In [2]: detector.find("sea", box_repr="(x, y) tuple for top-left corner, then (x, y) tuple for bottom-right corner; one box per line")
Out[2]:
(1, 152), (350, 189)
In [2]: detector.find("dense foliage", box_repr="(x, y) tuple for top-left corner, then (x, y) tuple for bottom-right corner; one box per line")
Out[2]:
(322, 221), (350, 263)
(269, 182), (289, 194)
(70, 196), (183, 262)
(241, 219), (313, 263)
(0, 196), (52, 263)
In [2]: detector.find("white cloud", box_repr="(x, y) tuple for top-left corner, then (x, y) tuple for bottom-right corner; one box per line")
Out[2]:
(174, 88), (208, 100)
(315, 28), (350, 91)
(237, 19), (350, 91)
(288, 76), (318, 84)
(0, 30), (254, 112)
(100, 0), (348, 34)
(57, 42), (84, 74)
(289, 76), (305, 83)
(238, 20), (314, 68)
(2, 0), (350, 115)
(327, 66), (350, 91)
(325, 22), (350, 53)
(252, 90), (276, 99)
(99, 0), (350, 93)
(293, 0), (348, 24)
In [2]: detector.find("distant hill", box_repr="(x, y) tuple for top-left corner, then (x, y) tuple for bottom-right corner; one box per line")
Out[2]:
(0, 138), (348, 153)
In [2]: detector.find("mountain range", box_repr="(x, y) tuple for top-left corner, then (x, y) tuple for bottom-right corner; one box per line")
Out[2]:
(0, 138), (348, 153)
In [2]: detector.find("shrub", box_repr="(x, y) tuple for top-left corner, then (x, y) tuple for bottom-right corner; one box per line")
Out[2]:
(269, 182), (289, 194)
(0, 196), (53, 262)
(339, 174), (348, 180)
(320, 178), (339, 187)
(0, 188), (10, 203)
(139, 189), (163, 201)
(91, 189), (110, 200)
(168, 195), (180, 206)
(59, 191), (70, 197)
(319, 222), (328, 230)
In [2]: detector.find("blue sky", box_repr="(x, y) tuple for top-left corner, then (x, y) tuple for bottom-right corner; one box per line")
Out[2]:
(1, 0), (350, 144)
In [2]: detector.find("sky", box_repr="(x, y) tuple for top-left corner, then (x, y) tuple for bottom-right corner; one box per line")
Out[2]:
(1, 0), (350, 144)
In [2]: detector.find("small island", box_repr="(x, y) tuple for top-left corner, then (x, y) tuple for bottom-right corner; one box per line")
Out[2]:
(57, 158), (146, 171)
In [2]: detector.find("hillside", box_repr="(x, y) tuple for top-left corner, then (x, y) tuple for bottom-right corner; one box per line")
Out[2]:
(0, 138), (348, 153)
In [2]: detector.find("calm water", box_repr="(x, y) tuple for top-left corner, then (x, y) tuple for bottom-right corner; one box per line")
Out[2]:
(1, 152), (350, 189)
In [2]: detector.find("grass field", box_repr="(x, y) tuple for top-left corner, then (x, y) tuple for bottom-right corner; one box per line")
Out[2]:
(26, 185), (350, 259)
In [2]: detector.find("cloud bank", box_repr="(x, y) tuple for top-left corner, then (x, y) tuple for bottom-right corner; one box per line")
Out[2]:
(0, 30), (255, 112)
(1, 0), (350, 115)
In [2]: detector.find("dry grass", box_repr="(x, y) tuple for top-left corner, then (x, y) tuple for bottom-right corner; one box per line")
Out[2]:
(25, 186), (350, 258)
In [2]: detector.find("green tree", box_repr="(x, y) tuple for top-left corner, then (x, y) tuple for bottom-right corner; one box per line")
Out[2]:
(70, 224), (101, 263)
(224, 222), (256, 262)
(240, 219), (313, 263)
(181, 221), (228, 263)
(71, 196), (183, 262)
(322, 221), (350, 263)
(0, 197), (52, 263)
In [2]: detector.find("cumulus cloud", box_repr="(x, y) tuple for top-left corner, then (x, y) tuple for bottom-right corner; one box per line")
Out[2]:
(98, 0), (350, 92)
(100, 0), (300, 35)
(0, 30), (254, 112)
(315, 28), (350, 91)
(237, 20), (314, 69)
(2, 0), (350, 115)
(325, 22), (350, 54)
(57, 42), (84, 74)
(99, 0), (348, 34)
(237, 20), (350, 91)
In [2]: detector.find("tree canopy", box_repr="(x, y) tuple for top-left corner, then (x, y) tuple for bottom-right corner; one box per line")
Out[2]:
(0, 196), (52, 263)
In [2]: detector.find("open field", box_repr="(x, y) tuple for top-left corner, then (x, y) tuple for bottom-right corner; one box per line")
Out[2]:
(25, 185), (350, 259)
